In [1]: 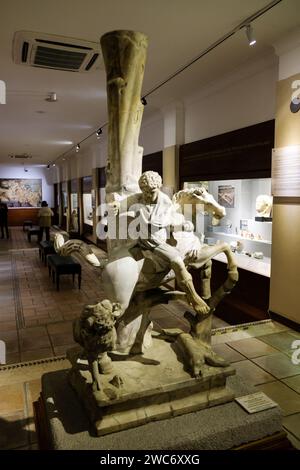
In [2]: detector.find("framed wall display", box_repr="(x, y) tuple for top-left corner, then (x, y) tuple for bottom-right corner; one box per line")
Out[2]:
(83, 193), (93, 226)
(82, 176), (92, 193)
(91, 189), (96, 209)
(218, 184), (235, 208)
(70, 185), (79, 233)
(70, 178), (78, 194)
(0, 178), (42, 207)
(70, 178), (79, 231)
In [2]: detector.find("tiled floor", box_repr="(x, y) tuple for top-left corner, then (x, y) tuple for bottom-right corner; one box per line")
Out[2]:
(0, 226), (300, 449)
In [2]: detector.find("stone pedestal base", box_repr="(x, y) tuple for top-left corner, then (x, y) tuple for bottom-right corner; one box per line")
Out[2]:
(67, 338), (235, 436)
(35, 372), (283, 450)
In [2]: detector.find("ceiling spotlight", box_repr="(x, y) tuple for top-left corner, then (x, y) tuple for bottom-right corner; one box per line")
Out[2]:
(76, 144), (80, 152)
(46, 92), (57, 102)
(52, 163), (56, 167)
(46, 164), (50, 169)
(96, 128), (103, 139)
(246, 24), (256, 46)
(141, 97), (147, 106)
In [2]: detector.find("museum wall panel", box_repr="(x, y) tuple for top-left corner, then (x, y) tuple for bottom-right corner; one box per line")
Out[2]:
(139, 113), (164, 156)
(142, 151), (163, 176)
(54, 56), (277, 191)
(184, 55), (277, 144)
(179, 120), (275, 185)
(270, 67), (300, 326)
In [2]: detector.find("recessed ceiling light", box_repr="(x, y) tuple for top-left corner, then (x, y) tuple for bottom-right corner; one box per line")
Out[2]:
(46, 92), (57, 102)
(36, 110), (46, 114)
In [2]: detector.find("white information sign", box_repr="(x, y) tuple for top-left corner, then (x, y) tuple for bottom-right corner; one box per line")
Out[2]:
(272, 146), (300, 197)
(235, 392), (278, 414)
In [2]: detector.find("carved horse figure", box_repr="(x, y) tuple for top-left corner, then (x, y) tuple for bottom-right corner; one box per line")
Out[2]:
(54, 184), (238, 375)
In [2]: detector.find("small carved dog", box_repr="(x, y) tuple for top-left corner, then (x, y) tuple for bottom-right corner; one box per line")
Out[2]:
(73, 299), (122, 391)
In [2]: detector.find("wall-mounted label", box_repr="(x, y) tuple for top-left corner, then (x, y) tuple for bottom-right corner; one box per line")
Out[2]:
(272, 146), (300, 197)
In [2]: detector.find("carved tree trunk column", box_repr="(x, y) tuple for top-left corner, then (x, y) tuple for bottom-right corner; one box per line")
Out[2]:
(100, 31), (148, 196)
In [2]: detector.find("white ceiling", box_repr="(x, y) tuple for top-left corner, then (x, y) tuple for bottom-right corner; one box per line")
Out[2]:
(0, 0), (299, 165)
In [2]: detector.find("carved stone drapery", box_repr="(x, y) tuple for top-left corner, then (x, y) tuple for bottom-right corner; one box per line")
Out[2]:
(100, 31), (148, 197)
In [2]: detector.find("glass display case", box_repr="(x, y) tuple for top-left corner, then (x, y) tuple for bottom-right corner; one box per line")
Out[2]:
(82, 176), (93, 228)
(185, 177), (272, 324)
(184, 178), (272, 277)
(61, 182), (68, 215)
(83, 194), (93, 226)
(70, 179), (79, 233)
(61, 181), (68, 229)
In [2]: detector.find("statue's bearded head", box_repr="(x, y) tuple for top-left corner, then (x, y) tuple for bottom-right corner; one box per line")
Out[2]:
(138, 171), (162, 203)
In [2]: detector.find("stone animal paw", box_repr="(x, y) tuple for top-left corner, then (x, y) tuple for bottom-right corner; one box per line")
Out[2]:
(204, 351), (230, 367)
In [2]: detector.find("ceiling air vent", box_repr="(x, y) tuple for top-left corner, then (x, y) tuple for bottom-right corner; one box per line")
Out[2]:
(13, 31), (102, 72)
(10, 154), (32, 159)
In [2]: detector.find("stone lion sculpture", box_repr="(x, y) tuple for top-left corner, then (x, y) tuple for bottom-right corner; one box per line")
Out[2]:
(73, 299), (122, 391)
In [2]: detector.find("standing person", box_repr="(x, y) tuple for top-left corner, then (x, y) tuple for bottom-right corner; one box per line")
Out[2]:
(0, 201), (9, 239)
(38, 201), (53, 241)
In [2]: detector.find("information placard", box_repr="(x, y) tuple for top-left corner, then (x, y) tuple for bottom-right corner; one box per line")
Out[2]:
(235, 392), (278, 414)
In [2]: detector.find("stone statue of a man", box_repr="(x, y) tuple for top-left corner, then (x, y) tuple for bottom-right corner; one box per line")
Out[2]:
(115, 171), (210, 317)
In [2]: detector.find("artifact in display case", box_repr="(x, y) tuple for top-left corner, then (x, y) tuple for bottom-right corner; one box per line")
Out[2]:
(218, 184), (235, 208)
(70, 192), (78, 212)
(70, 208), (79, 232)
(70, 192), (79, 233)
(83, 193), (93, 226)
(255, 194), (272, 221)
(187, 178), (272, 266)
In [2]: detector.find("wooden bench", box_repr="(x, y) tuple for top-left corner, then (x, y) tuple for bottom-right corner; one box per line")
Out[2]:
(23, 219), (33, 231)
(47, 254), (81, 291)
(38, 241), (56, 265)
(27, 226), (40, 242)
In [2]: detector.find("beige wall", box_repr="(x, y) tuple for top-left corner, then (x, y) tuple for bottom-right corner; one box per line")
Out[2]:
(162, 145), (180, 193)
(275, 73), (300, 147)
(270, 73), (300, 324)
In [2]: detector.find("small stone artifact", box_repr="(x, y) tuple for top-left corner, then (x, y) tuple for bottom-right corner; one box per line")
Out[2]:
(55, 30), (239, 436)
(255, 194), (273, 219)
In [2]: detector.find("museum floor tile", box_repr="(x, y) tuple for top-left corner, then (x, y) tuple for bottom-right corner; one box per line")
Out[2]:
(0, 226), (300, 449)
